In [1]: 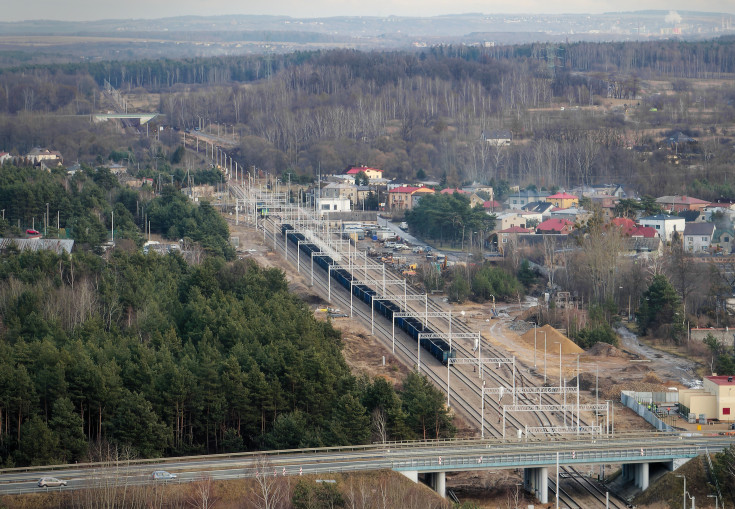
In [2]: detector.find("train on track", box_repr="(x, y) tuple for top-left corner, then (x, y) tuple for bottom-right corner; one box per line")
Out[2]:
(282, 224), (455, 365)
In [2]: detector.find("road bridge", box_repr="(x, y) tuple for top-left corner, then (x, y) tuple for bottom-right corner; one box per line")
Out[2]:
(92, 113), (159, 125)
(0, 434), (731, 502)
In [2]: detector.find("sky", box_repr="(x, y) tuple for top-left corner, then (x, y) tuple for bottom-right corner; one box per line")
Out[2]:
(5, 0), (735, 22)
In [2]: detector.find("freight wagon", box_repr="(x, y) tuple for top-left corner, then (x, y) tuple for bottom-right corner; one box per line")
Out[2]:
(282, 224), (454, 365)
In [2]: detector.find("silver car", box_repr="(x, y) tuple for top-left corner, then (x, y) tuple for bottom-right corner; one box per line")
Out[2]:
(38, 477), (67, 488)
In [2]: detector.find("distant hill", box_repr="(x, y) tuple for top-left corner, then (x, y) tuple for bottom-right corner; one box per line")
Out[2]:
(0, 11), (733, 63)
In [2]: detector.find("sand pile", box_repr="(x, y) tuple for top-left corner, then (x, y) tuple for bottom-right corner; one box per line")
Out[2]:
(519, 324), (583, 355)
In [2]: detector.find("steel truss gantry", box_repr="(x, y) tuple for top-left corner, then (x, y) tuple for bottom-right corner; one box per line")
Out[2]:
(350, 278), (408, 318)
(524, 425), (603, 436)
(501, 403), (610, 438)
(392, 311), (452, 354)
(368, 285), (421, 335)
(328, 264), (384, 302)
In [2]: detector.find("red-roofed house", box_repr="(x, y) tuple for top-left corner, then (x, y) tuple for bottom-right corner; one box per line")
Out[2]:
(610, 218), (657, 238)
(344, 166), (383, 180)
(547, 192), (579, 209)
(611, 217), (636, 231)
(483, 200), (503, 212)
(440, 188), (468, 195)
(536, 218), (574, 235)
(629, 226), (658, 238)
(387, 186), (434, 211)
(655, 195), (709, 212)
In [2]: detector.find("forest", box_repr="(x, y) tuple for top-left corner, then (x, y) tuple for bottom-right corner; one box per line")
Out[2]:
(0, 39), (735, 199)
(0, 165), (454, 466)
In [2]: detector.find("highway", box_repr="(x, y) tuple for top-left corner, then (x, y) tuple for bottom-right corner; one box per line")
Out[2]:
(2, 434), (731, 495)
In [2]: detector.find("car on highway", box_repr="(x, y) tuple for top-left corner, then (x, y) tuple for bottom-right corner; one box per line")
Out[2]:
(150, 470), (177, 481)
(38, 477), (67, 488)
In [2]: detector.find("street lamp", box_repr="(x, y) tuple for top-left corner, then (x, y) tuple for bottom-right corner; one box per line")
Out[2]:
(675, 475), (687, 509)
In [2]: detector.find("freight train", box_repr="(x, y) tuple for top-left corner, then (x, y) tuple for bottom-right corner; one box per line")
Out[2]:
(282, 224), (455, 365)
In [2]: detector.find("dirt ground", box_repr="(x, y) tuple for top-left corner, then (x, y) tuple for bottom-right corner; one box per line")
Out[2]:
(225, 217), (709, 507)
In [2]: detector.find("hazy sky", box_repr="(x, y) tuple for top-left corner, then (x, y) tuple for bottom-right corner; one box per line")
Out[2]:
(6, 0), (735, 22)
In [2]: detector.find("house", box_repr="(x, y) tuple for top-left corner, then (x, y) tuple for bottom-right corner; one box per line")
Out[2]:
(592, 184), (625, 198)
(546, 192), (579, 209)
(666, 132), (696, 151)
(610, 218), (657, 238)
(495, 226), (534, 253)
(712, 228), (734, 254)
(440, 188), (468, 195)
(656, 195), (709, 213)
(462, 183), (494, 200)
(550, 207), (591, 223)
(505, 190), (550, 208)
(316, 197), (351, 217)
(322, 183), (371, 205)
(621, 236), (662, 255)
(678, 210), (706, 223)
(387, 186), (434, 211)
(638, 214), (686, 242)
(494, 211), (531, 231)
(682, 222), (715, 253)
(484, 129), (512, 147)
(536, 218), (574, 235)
(0, 152), (11, 165)
(483, 200), (503, 212)
(344, 166), (383, 180)
(440, 189), (484, 207)
(522, 201), (554, 219)
(26, 147), (63, 166)
(411, 187), (435, 208)
(589, 195), (619, 221)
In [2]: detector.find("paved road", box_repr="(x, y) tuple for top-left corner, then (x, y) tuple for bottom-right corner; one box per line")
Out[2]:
(3, 434), (731, 495)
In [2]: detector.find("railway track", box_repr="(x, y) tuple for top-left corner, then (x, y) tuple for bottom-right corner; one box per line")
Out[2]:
(245, 198), (623, 508)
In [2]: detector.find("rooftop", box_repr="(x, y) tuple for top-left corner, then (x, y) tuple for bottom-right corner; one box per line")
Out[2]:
(705, 375), (735, 386)
(547, 192), (579, 200)
(683, 222), (715, 236)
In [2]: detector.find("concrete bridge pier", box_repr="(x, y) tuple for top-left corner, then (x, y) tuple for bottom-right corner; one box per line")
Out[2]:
(427, 472), (446, 498)
(523, 467), (548, 504)
(622, 463), (649, 490)
(399, 471), (446, 498)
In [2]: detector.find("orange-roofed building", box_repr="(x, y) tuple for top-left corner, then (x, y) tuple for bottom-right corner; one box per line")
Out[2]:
(344, 166), (383, 180)
(387, 186), (434, 211)
(547, 192), (579, 209)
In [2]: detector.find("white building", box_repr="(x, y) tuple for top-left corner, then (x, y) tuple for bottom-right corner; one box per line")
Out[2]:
(316, 197), (351, 217)
(682, 222), (715, 253)
(638, 214), (686, 242)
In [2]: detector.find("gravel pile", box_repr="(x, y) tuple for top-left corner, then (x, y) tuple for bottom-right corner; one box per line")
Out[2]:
(508, 320), (535, 333)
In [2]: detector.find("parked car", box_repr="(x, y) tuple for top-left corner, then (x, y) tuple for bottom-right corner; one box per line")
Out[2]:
(384, 241), (396, 248)
(38, 477), (67, 488)
(150, 470), (177, 481)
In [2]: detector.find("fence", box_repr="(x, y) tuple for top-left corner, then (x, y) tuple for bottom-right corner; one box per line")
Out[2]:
(621, 391), (675, 432)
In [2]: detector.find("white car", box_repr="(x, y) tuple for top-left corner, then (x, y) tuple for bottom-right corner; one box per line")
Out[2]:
(38, 477), (67, 488)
